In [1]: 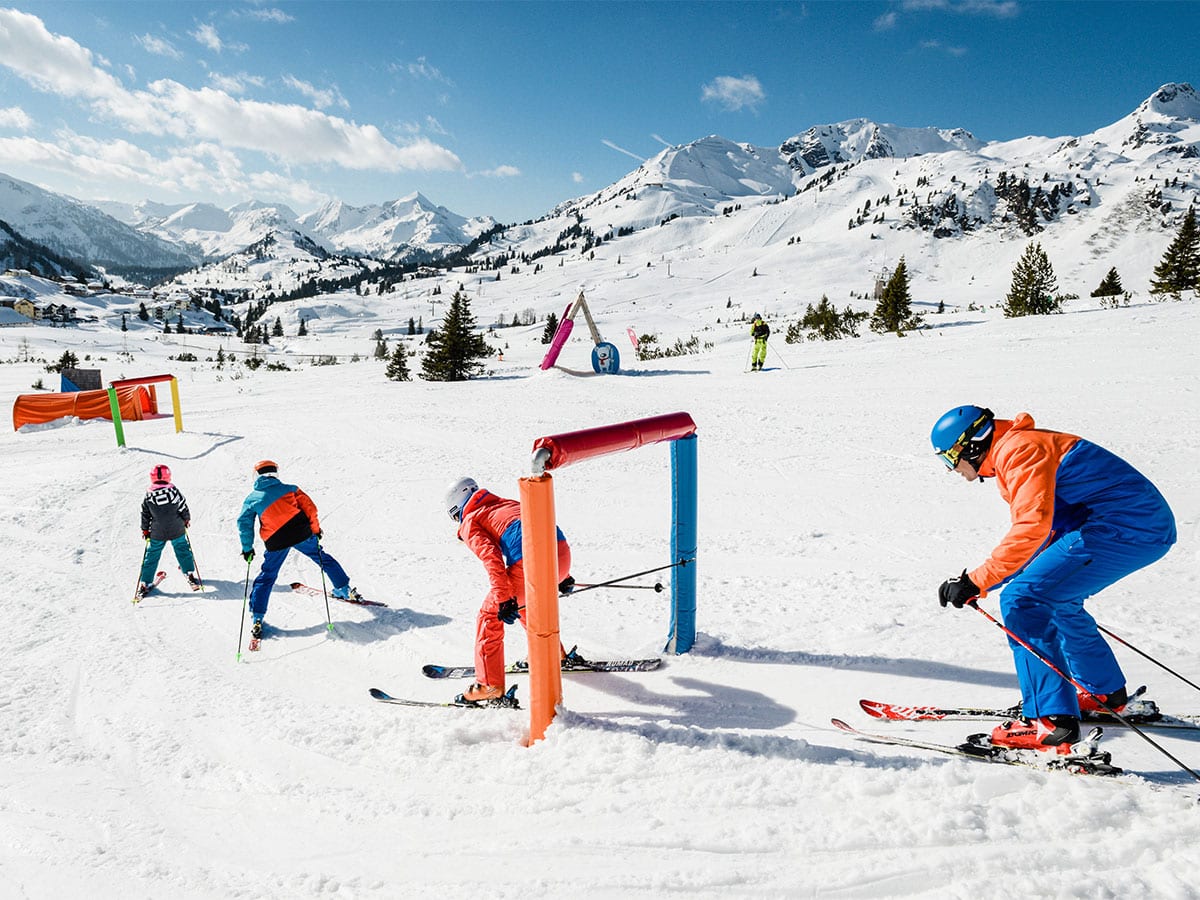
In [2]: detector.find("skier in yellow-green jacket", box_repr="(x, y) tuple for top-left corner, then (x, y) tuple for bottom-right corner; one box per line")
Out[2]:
(750, 314), (770, 371)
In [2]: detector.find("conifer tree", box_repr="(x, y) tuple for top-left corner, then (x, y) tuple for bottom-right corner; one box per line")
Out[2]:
(1090, 267), (1124, 297)
(385, 344), (411, 381)
(869, 257), (924, 334)
(541, 311), (559, 344)
(298, 318), (308, 336)
(420, 290), (492, 381)
(791, 295), (869, 341)
(137, 302), (149, 322)
(273, 317), (284, 337)
(1150, 205), (1200, 296)
(1003, 242), (1061, 316)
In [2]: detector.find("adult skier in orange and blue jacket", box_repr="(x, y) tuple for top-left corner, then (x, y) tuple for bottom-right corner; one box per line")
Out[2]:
(444, 477), (572, 704)
(932, 407), (1175, 755)
(237, 460), (358, 636)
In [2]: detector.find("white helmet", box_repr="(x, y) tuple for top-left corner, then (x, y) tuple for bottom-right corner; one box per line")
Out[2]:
(444, 477), (479, 521)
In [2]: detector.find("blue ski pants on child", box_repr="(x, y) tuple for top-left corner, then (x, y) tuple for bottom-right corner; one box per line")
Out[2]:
(140, 535), (196, 584)
(249, 534), (349, 620)
(999, 526), (1171, 719)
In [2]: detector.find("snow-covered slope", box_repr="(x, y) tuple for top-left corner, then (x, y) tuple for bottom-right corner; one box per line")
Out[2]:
(0, 282), (1198, 898)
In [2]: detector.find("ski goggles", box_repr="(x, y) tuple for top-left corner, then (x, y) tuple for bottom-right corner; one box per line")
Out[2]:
(937, 441), (969, 469)
(936, 410), (994, 469)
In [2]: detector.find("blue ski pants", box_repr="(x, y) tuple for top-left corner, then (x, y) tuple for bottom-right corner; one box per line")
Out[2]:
(999, 526), (1171, 718)
(249, 534), (349, 620)
(141, 535), (196, 584)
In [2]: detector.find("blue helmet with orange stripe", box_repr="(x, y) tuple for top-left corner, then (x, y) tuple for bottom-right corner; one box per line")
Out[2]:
(932, 406), (995, 469)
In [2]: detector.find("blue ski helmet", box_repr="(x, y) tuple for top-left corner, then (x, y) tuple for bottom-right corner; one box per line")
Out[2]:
(931, 406), (995, 469)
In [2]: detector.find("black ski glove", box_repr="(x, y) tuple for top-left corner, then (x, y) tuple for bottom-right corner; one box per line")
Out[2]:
(243, 549), (255, 563)
(938, 570), (979, 609)
(497, 598), (521, 625)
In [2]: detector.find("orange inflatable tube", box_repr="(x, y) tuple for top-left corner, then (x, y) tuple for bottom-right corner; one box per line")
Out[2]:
(13, 385), (153, 430)
(519, 473), (563, 744)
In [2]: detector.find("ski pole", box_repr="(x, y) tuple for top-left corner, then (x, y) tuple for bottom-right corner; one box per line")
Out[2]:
(744, 346), (754, 373)
(236, 557), (251, 662)
(315, 536), (333, 633)
(560, 558), (693, 596)
(970, 602), (1200, 783)
(569, 581), (665, 593)
(1097, 624), (1200, 694)
(133, 537), (150, 604)
(767, 343), (791, 370)
(183, 529), (203, 588)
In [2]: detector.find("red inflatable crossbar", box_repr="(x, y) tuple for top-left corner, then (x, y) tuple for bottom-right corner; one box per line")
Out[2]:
(531, 412), (696, 473)
(110, 374), (174, 389)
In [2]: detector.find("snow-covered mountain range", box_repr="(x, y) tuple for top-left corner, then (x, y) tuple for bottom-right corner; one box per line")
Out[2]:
(2, 83), (1197, 297)
(0, 174), (194, 273)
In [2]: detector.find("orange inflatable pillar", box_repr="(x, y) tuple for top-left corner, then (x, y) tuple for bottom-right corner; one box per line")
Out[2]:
(519, 473), (563, 744)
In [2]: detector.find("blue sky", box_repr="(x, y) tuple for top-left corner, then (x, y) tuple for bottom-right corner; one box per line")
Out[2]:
(0, 2), (1195, 223)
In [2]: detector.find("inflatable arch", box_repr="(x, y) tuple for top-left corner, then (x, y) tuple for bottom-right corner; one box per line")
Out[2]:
(518, 411), (698, 743)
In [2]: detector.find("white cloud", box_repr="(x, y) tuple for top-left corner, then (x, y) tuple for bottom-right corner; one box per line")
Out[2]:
(136, 33), (182, 59)
(602, 139), (646, 163)
(282, 75), (348, 110)
(920, 39), (968, 56)
(240, 8), (295, 24)
(402, 56), (453, 87)
(902, 0), (1019, 17)
(0, 131), (328, 209)
(0, 106), (33, 130)
(191, 23), (224, 52)
(0, 9), (129, 101)
(208, 72), (264, 94)
(700, 75), (765, 112)
(477, 165), (520, 178)
(189, 22), (247, 53)
(148, 81), (463, 171)
(0, 10), (463, 174)
(874, 11), (898, 30)
(572, 172), (584, 184)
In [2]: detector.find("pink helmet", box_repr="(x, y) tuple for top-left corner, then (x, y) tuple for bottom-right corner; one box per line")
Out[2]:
(150, 464), (172, 486)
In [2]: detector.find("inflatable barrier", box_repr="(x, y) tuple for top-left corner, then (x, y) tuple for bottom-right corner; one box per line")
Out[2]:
(13, 384), (157, 431)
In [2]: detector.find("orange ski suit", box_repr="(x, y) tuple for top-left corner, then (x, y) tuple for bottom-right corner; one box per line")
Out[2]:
(457, 489), (571, 688)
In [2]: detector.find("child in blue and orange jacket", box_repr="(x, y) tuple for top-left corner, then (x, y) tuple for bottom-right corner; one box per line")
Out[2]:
(237, 460), (359, 634)
(932, 407), (1176, 753)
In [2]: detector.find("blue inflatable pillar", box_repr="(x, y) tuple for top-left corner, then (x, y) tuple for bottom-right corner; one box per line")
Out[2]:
(666, 433), (697, 653)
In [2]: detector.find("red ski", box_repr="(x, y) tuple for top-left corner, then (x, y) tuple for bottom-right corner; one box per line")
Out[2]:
(132, 570), (167, 603)
(289, 582), (387, 607)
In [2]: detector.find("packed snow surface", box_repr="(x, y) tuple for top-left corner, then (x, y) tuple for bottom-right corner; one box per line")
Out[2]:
(1, 291), (1199, 899)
